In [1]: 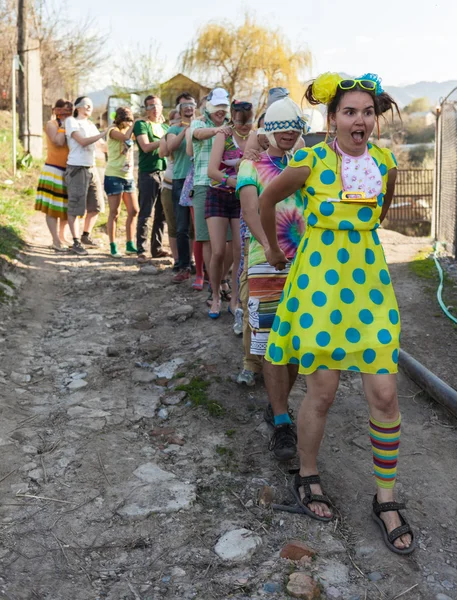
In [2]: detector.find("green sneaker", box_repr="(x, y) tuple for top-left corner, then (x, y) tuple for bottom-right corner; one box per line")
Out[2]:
(110, 243), (122, 258)
(126, 241), (138, 255)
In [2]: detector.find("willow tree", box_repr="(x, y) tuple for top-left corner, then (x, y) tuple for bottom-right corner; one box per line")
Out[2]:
(181, 15), (312, 108)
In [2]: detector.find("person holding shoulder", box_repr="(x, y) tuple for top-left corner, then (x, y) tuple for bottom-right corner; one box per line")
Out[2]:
(35, 98), (73, 251)
(206, 100), (253, 318)
(259, 73), (414, 554)
(104, 106), (139, 258)
(133, 95), (169, 263)
(65, 96), (107, 256)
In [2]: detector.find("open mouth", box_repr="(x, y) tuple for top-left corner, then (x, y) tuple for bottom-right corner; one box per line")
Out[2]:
(351, 130), (365, 142)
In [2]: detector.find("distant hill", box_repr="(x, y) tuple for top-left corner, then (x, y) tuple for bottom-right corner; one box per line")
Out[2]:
(86, 81), (457, 110)
(384, 81), (457, 108)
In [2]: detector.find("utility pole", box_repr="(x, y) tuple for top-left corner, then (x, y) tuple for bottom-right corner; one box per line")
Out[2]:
(17, 0), (29, 152)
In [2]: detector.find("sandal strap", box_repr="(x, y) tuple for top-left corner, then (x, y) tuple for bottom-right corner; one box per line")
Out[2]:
(373, 499), (406, 514)
(294, 474), (332, 508)
(296, 474), (321, 486)
(308, 493), (331, 505)
(388, 524), (412, 543)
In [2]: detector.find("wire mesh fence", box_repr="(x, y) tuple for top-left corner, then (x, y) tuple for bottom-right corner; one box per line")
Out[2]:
(434, 87), (457, 256)
(385, 169), (434, 235)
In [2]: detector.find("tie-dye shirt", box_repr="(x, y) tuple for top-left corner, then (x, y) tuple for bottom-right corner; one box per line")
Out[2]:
(236, 153), (305, 268)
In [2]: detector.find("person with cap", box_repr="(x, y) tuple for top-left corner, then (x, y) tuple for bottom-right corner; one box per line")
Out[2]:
(166, 95), (198, 282)
(236, 97), (307, 460)
(64, 96), (107, 256)
(190, 87), (233, 298)
(133, 95), (169, 263)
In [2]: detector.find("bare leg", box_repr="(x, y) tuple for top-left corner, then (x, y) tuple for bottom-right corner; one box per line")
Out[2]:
(123, 191), (139, 243)
(207, 217), (229, 314)
(45, 215), (61, 247)
(297, 369), (340, 518)
(263, 361), (298, 416)
(107, 194), (122, 244)
(83, 211), (99, 235)
(362, 373), (412, 550)
(67, 215), (80, 239)
(228, 218), (241, 313)
(59, 219), (70, 244)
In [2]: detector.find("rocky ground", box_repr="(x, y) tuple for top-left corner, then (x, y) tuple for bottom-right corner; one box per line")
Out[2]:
(0, 215), (456, 600)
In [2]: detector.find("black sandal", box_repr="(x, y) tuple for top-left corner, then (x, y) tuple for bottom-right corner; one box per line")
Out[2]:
(290, 473), (333, 522)
(220, 279), (232, 302)
(372, 495), (415, 555)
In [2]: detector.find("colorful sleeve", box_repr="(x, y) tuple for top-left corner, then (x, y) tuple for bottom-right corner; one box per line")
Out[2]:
(236, 160), (258, 194)
(381, 147), (398, 170)
(289, 147), (315, 170)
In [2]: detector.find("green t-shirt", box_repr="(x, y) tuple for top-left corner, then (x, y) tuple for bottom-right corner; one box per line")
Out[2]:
(167, 125), (192, 180)
(133, 120), (169, 173)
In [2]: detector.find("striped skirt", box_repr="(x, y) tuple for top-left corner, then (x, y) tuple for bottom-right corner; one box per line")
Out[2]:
(247, 261), (291, 355)
(35, 163), (68, 219)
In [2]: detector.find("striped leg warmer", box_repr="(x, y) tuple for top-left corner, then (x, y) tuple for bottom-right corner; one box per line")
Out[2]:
(369, 414), (401, 489)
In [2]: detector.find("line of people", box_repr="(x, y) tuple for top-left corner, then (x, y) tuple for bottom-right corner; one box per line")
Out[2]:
(35, 74), (414, 555)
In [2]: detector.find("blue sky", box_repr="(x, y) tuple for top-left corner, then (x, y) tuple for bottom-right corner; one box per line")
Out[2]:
(68, 0), (455, 89)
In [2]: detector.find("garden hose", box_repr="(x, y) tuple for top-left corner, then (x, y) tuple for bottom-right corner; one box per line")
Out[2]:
(433, 243), (457, 325)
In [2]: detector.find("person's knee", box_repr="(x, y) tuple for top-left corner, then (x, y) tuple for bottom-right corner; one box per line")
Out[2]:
(129, 206), (139, 218)
(211, 248), (226, 264)
(312, 388), (336, 415)
(370, 384), (398, 418)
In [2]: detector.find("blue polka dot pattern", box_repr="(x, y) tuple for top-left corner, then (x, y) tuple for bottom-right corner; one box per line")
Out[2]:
(301, 353), (315, 368)
(287, 297), (299, 312)
(317, 365), (329, 370)
(379, 269), (391, 285)
(320, 202), (335, 216)
(310, 251), (322, 267)
(332, 348), (346, 361)
(348, 365), (361, 372)
(337, 248), (350, 264)
(339, 220), (355, 230)
(290, 357), (299, 365)
(268, 344), (276, 360)
(340, 288), (355, 304)
(316, 331), (331, 347)
(365, 249), (375, 264)
(300, 313), (314, 328)
(359, 309), (374, 324)
(307, 186), (315, 196)
(308, 213), (318, 226)
(272, 316), (280, 332)
(389, 309), (399, 325)
(380, 163), (387, 175)
(352, 268), (366, 284)
(287, 283), (292, 297)
(294, 149), (308, 161)
(330, 309), (342, 324)
(377, 193), (384, 207)
(392, 349), (399, 363)
(363, 349), (376, 364)
(345, 328), (361, 343)
(320, 169), (336, 185)
(292, 336), (301, 351)
(312, 291), (327, 307)
(315, 146), (327, 159)
(325, 269), (339, 285)
(372, 231), (380, 245)
(358, 207), (373, 222)
(280, 291), (284, 303)
(303, 196), (309, 210)
(279, 321), (291, 337)
(297, 274), (309, 289)
(377, 329), (392, 344)
(377, 368), (389, 374)
(274, 346), (284, 361)
(312, 156), (317, 168)
(369, 289), (384, 305)
(321, 230), (335, 246)
(301, 238), (309, 253)
(348, 231), (361, 244)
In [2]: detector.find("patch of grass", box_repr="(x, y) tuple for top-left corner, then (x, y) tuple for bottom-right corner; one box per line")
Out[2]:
(225, 429), (236, 438)
(215, 445), (233, 458)
(0, 111), (42, 259)
(174, 371), (186, 379)
(409, 249), (438, 280)
(175, 376), (225, 417)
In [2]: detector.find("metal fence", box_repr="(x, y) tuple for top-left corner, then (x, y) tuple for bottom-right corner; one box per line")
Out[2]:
(385, 169), (434, 235)
(433, 87), (457, 257)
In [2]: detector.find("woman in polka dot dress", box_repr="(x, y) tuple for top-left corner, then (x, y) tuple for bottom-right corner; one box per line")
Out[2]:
(259, 73), (415, 554)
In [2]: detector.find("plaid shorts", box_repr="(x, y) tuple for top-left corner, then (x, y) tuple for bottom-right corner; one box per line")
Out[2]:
(205, 186), (240, 220)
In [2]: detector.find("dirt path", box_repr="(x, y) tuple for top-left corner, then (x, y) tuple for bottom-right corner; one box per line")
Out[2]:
(0, 216), (456, 600)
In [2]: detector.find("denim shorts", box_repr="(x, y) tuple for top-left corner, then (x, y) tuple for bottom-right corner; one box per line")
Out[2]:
(104, 175), (135, 196)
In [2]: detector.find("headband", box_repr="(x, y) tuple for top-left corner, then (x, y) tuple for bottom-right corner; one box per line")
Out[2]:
(74, 98), (92, 109)
(311, 72), (384, 105)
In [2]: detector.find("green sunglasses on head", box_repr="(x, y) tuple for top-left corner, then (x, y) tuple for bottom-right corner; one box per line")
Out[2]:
(338, 79), (377, 92)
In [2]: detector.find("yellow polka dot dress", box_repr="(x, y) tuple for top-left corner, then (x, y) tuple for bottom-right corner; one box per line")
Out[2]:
(265, 142), (400, 375)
